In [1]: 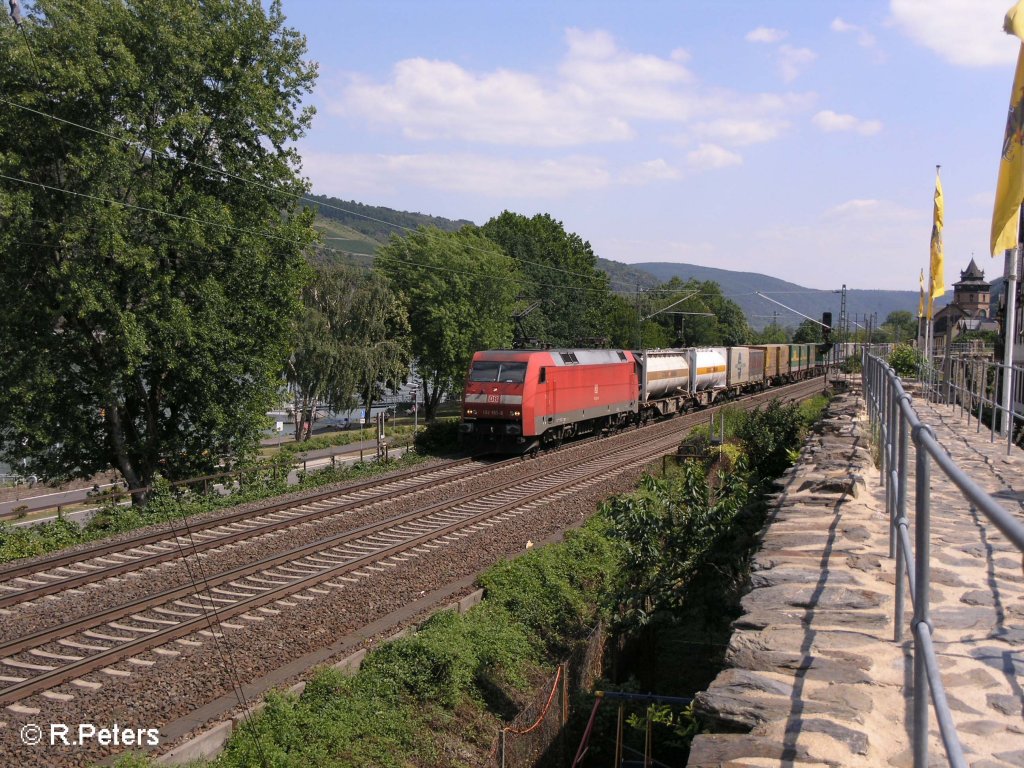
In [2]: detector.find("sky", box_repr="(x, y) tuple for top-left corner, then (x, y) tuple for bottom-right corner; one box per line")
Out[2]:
(280, 0), (1024, 292)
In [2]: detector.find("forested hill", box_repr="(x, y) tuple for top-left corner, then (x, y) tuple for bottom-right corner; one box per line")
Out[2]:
(307, 194), (473, 243)
(630, 261), (935, 331)
(304, 195), (931, 332)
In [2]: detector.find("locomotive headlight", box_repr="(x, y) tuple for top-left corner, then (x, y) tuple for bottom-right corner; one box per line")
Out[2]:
(512, 410), (521, 416)
(465, 408), (476, 416)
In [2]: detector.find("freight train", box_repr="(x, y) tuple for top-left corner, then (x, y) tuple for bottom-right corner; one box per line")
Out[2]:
(460, 344), (829, 454)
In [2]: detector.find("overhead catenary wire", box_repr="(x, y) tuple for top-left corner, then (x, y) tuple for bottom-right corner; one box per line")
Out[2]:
(1, 98), (856, 304)
(0, 96), (634, 291)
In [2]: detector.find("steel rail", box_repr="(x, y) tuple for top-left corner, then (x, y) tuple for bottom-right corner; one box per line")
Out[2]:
(0, 457), (480, 582)
(0, 424), (696, 706)
(0, 459), (502, 607)
(0, 378), (822, 606)
(0, 380), (826, 706)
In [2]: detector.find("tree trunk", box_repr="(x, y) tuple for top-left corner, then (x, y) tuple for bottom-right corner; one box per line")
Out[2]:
(104, 402), (146, 506)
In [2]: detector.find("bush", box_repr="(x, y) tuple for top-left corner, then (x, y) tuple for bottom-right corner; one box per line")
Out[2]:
(888, 343), (923, 377)
(413, 419), (461, 454)
(359, 607), (534, 707)
(736, 399), (804, 480)
(841, 354), (862, 374)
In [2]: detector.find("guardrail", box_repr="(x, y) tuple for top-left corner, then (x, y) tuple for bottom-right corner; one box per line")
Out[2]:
(0, 437), (412, 522)
(917, 353), (1024, 455)
(864, 352), (1024, 768)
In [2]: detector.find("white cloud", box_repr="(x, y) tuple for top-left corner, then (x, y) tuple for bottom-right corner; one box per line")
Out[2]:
(340, 59), (633, 147)
(686, 143), (742, 170)
(618, 159), (681, 185)
(746, 27), (787, 44)
(327, 28), (812, 149)
(558, 28), (696, 121)
(301, 151), (611, 199)
(831, 17), (877, 47)
(691, 118), (791, 146)
(889, 0), (1019, 67)
(778, 44), (817, 82)
(812, 110), (883, 135)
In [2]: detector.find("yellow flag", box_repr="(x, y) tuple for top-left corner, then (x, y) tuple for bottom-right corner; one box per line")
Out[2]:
(991, 0), (1024, 255)
(931, 169), (944, 299)
(918, 268), (925, 318)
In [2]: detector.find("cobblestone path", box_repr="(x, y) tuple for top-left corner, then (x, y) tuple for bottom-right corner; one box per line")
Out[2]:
(687, 384), (1024, 767)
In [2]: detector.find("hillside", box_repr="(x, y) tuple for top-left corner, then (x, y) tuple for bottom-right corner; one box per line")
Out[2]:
(629, 261), (942, 331)
(307, 194), (473, 247)
(301, 196), (943, 332)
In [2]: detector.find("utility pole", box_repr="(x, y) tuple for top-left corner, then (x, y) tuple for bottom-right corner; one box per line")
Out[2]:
(839, 285), (847, 342)
(635, 282), (642, 350)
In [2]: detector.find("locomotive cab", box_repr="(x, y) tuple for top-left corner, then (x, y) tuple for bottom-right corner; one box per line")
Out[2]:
(460, 351), (534, 452)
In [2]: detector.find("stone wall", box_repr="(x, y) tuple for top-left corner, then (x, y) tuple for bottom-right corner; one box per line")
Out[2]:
(686, 388), (896, 767)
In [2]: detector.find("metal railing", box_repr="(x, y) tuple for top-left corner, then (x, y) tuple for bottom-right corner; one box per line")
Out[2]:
(864, 352), (1024, 768)
(918, 352), (1024, 455)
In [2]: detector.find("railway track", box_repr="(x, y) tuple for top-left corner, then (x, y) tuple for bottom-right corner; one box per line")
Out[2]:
(0, 377), (824, 717)
(0, 457), (511, 609)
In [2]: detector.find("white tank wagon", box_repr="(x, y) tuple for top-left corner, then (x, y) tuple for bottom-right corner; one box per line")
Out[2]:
(688, 347), (727, 405)
(636, 349), (690, 418)
(638, 349), (689, 400)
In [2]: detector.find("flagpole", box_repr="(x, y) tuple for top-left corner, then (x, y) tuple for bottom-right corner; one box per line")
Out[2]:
(1000, 204), (1022, 436)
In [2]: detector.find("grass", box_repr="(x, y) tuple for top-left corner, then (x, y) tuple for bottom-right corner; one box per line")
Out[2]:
(105, 517), (620, 768)
(0, 450), (429, 565)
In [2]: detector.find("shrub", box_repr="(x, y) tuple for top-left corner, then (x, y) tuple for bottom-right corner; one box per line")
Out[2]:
(736, 399), (804, 480)
(888, 344), (924, 377)
(414, 419), (461, 454)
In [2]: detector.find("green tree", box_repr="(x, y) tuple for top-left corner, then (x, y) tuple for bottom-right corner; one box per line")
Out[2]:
(288, 263), (409, 440)
(646, 278), (750, 347)
(605, 292), (673, 349)
(376, 227), (520, 419)
(480, 212), (613, 347)
(792, 319), (824, 343)
(881, 310), (917, 344)
(0, 0), (318, 498)
(753, 321), (789, 343)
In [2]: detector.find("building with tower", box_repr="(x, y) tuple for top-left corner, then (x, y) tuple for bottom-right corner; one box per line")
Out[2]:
(930, 258), (998, 355)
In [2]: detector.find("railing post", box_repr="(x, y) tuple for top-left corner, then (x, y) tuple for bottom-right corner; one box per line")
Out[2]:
(894, 393), (910, 639)
(912, 425), (933, 768)
(880, 364), (889, 489)
(889, 372), (898, 511)
(1006, 364), (1015, 455)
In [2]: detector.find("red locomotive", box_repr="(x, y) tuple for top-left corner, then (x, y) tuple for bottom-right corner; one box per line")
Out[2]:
(460, 349), (638, 454)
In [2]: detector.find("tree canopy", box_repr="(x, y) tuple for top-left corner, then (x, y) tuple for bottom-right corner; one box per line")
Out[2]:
(792, 319), (824, 344)
(480, 212), (613, 347)
(0, 0), (318, 495)
(642, 278), (750, 347)
(288, 262), (409, 440)
(375, 227), (520, 419)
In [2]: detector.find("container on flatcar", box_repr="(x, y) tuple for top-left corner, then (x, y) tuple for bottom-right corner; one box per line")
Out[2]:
(812, 344), (827, 369)
(725, 347), (753, 391)
(688, 347), (728, 394)
(789, 343), (810, 375)
(461, 348), (637, 453)
(748, 347), (766, 389)
(752, 343), (790, 383)
(638, 349), (690, 401)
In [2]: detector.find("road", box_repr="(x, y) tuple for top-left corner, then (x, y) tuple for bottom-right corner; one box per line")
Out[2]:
(0, 439), (406, 527)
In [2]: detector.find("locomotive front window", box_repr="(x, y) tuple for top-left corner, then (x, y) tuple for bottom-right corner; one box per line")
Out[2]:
(469, 361), (527, 383)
